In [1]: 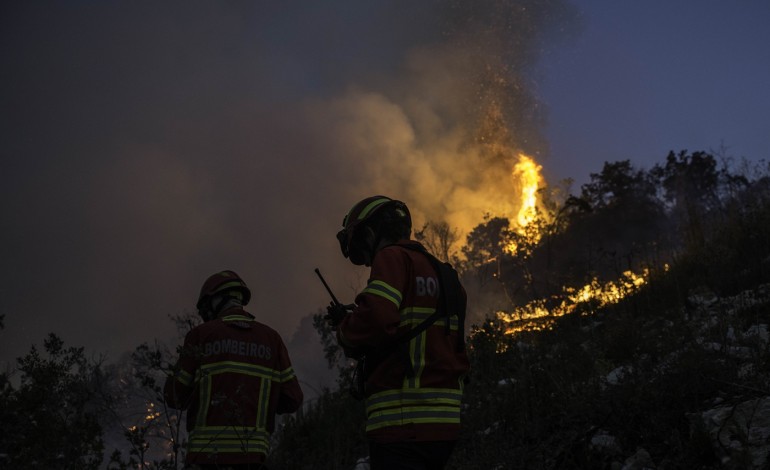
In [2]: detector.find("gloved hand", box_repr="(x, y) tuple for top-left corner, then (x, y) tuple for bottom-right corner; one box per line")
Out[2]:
(325, 302), (354, 328)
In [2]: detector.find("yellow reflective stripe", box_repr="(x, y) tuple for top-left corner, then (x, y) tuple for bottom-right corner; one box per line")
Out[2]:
(256, 378), (270, 430)
(397, 307), (459, 388)
(365, 388), (463, 432)
(188, 442), (269, 454)
(215, 281), (246, 292)
(357, 197), (391, 220)
(221, 314), (253, 322)
(188, 427), (270, 454)
(195, 369), (212, 427)
(400, 306), (434, 323)
(366, 405), (461, 432)
(406, 330), (427, 388)
(200, 361), (281, 381)
(175, 369), (194, 386)
(362, 280), (402, 306)
(367, 388), (463, 414)
(193, 361), (286, 428)
(400, 307), (459, 330)
(277, 366), (296, 383)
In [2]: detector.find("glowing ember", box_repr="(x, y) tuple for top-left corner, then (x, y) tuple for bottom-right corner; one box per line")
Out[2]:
(144, 402), (161, 422)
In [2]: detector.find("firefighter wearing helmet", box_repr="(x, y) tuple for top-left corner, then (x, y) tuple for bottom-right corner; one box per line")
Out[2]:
(330, 196), (470, 470)
(164, 270), (304, 469)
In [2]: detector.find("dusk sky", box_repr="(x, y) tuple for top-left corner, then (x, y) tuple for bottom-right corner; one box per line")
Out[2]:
(2, 1), (769, 386)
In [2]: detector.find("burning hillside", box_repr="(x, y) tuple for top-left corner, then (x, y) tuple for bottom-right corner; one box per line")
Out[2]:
(497, 269), (652, 335)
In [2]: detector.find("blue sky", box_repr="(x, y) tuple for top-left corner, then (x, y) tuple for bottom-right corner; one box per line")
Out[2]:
(540, 1), (770, 186)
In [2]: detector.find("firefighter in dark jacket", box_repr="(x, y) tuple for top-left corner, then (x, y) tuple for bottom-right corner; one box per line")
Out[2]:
(329, 196), (470, 470)
(164, 270), (303, 470)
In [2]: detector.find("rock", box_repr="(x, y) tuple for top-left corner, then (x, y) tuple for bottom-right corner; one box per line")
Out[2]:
(621, 447), (655, 470)
(692, 397), (770, 469)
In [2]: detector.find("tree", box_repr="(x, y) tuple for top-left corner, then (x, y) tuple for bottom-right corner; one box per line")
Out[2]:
(554, 160), (667, 279)
(581, 160), (658, 210)
(104, 342), (184, 470)
(0, 334), (107, 469)
(414, 220), (460, 263)
(651, 150), (722, 249)
(267, 312), (367, 469)
(106, 313), (199, 469)
(461, 215), (513, 280)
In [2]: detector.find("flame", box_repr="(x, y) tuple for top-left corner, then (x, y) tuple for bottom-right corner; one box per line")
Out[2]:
(502, 153), (544, 256)
(410, 151), (547, 261)
(497, 269), (651, 335)
(490, 155), (658, 337)
(513, 154), (542, 230)
(455, 151), (652, 337)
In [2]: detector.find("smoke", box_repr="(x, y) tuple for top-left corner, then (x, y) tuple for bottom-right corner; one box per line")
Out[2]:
(306, 0), (577, 238)
(0, 0), (577, 377)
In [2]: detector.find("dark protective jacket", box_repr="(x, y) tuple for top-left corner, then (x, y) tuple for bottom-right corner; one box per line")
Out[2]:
(338, 240), (470, 443)
(164, 307), (303, 466)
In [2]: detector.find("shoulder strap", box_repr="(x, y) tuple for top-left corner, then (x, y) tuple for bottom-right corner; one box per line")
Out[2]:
(399, 243), (466, 343)
(360, 243), (466, 384)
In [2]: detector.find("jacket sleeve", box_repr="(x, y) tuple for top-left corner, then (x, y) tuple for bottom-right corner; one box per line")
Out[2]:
(337, 246), (406, 353)
(275, 339), (304, 414)
(163, 329), (199, 410)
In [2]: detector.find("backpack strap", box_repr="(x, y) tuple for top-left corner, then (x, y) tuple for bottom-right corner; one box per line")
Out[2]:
(357, 243), (466, 390)
(400, 243), (466, 344)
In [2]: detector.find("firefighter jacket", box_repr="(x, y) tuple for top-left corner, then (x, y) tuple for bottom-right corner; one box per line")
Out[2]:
(337, 240), (470, 444)
(164, 307), (303, 466)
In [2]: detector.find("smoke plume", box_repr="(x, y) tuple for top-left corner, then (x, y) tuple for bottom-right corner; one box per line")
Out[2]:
(0, 0), (577, 380)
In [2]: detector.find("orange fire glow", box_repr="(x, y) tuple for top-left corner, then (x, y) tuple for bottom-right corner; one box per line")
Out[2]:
(487, 154), (655, 336)
(498, 269), (651, 335)
(503, 153), (545, 256)
(513, 155), (542, 230)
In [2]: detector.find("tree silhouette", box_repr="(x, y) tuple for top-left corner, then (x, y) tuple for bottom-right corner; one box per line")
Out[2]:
(651, 150), (722, 249)
(414, 220), (461, 263)
(0, 334), (107, 469)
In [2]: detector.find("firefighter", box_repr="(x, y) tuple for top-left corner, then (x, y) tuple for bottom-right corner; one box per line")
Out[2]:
(164, 270), (303, 470)
(329, 196), (470, 470)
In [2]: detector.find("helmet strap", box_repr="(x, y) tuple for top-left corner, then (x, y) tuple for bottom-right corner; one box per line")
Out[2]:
(208, 292), (243, 317)
(368, 230), (383, 265)
(218, 297), (243, 312)
(197, 294), (228, 322)
(198, 304), (214, 322)
(348, 226), (378, 266)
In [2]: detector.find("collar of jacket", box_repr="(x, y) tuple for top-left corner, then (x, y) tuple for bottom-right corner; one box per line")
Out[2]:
(215, 306), (254, 320)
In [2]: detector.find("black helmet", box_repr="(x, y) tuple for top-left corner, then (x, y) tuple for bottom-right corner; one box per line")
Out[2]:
(196, 270), (251, 310)
(336, 196), (411, 265)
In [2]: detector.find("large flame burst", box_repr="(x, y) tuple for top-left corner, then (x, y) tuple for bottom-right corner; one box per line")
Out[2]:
(513, 155), (542, 229)
(495, 155), (652, 335)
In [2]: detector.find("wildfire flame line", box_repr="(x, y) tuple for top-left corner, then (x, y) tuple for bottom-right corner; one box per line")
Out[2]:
(497, 269), (651, 335)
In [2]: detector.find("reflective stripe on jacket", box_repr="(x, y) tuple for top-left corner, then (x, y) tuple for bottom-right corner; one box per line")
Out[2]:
(164, 308), (303, 465)
(338, 240), (470, 443)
